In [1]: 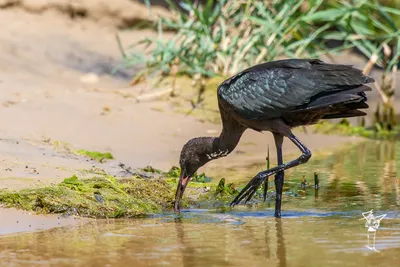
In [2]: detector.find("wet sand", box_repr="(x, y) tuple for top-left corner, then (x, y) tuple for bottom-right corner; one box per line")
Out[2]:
(0, 208), (89, 235)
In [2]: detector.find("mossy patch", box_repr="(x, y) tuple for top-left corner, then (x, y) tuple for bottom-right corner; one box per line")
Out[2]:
(0, 166), (219, 218)
(75, 150), (114, 162)
(197, 178), (238, 203)
(0, 175), (174, 218)
(0, 165), (324, 217)
(313, 120), (400, 140)
(163, 166), (212, 184)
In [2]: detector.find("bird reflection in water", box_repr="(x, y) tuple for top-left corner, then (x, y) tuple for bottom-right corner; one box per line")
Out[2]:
(173, 217), (287, 267)
(275, 219), (287, 267)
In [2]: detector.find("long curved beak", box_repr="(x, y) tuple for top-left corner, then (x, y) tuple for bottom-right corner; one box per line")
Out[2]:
(174, 174), (190, 213)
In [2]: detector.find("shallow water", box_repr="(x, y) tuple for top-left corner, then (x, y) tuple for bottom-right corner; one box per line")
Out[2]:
(1, 140), (400, 267)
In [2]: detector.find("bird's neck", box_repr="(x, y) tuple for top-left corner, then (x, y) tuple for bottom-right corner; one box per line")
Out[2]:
(205, 126), (245, 160)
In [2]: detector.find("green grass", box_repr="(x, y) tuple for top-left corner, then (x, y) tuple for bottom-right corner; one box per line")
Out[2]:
(120, 0), (399, 83)
(75, 150), (114, 162)
(313, 120), (400, 140)
(119, 0), (335, 81)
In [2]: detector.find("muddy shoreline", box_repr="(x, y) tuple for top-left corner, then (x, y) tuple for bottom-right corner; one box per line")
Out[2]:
(0, 208), (89, 236)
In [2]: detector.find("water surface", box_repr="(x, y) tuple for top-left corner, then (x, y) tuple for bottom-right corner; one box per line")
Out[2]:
(1, 140), (400, 267)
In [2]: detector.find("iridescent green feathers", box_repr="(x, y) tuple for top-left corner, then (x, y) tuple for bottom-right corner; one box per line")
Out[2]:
(218, 59), (374, 120)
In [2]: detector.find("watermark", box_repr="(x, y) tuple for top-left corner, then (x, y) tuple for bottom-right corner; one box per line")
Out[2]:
(361, 209), (386, 232)
(360, 209), (387, 252)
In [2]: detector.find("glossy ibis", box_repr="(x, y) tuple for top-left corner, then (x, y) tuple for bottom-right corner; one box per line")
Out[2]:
(174, 58), (374, 217)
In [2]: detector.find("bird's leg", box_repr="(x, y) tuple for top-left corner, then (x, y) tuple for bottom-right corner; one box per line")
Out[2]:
(262, 144), (270, 202)
(273, 133), (284, 218)
(230, 133), (311, 216)
(262, 178), (268, 202)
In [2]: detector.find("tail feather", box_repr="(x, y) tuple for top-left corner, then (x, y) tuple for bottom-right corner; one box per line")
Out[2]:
(295, 85), (371, 112)
(344, 101), (369, 109)
(322, 110), (367, 119)
(305, 93), (363, 110)
(283, 59), (373, 123)
(311, 61), (375, 85)
(322, 70), (373, 86)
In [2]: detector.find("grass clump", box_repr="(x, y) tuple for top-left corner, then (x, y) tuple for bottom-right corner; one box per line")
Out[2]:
(75, 150), (114, 162)
(0, 175), (174, 218)
(215, 178), (237, 196)
(120, 0), (335, 82)
(120, 0), (399, 82)
(194, 178), (239, 209)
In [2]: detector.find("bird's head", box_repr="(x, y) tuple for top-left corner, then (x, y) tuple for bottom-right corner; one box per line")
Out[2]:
(174, 137), (219, 213)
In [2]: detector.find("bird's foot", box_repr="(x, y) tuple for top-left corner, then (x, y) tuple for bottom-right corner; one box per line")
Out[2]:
(230, 172), (271, 207)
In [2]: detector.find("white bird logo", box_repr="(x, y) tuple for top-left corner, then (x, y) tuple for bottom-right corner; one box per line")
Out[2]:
(360, 210), (387, 252)
(361, 209), (386, 232)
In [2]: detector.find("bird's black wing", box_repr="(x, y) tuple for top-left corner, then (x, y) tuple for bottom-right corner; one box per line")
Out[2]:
(218, 59), (373, 120)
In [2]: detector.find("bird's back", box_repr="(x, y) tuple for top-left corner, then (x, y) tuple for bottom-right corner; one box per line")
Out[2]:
(217, 59), (374, 127)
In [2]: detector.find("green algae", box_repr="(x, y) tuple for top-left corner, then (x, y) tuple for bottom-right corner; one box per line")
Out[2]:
(0, 165), (322, 218)
(0, 166), (219, 218)
(201, 177), (238, 203)
(162, 166), (212, 184)
(0, 175), (174, 218)
(313, 120), (400, 140)
(75, 150), (114, 161)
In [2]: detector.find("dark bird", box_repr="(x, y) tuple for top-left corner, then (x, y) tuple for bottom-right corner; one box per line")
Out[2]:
(174, 58), (374, 218)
